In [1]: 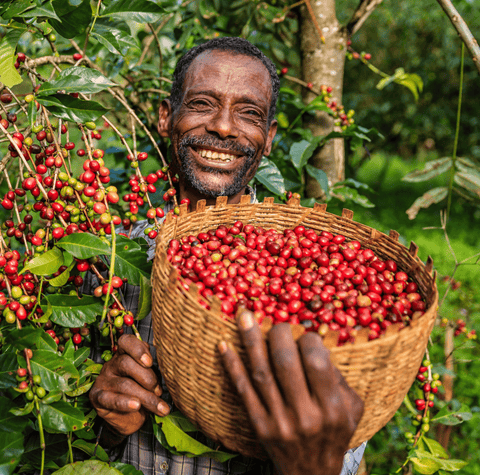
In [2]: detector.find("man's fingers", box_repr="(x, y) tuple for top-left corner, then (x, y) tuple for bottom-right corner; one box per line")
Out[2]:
(113, 354), (161, 394)
(117, 334), (153, 367)
(236, 310), (286, 415)
(93, 378), (170, 417)
(267, 324), (312, 417)
(218, 340), (268, 430)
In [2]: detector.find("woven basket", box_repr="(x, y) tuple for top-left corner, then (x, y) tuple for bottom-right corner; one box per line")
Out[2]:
(151, 196), (438, 459)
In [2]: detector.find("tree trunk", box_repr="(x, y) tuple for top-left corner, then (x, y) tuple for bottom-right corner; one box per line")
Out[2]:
(299, 0), (347, 198)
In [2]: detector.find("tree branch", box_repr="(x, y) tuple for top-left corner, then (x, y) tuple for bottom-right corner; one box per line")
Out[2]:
(346, 0), (384, 36)
(436, 0), (480, 75)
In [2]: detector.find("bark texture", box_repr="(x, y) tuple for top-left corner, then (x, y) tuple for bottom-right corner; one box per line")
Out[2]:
(300, 0), (347, 198)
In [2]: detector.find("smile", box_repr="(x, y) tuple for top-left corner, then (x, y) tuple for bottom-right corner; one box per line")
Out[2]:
(196, 147), (238, 162)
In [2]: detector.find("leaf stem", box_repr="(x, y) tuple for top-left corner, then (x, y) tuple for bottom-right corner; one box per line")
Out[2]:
(446, 43), (464, 220)
(34, 396), (45, 475)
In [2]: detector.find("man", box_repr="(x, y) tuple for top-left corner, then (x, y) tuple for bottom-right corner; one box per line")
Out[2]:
(89, 37), (366, 475)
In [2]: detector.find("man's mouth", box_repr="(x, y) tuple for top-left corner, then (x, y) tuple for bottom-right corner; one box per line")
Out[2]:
(195, 147), (238, 163)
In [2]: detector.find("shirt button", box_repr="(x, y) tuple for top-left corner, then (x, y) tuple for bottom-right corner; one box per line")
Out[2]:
(159, 461), (169, 472)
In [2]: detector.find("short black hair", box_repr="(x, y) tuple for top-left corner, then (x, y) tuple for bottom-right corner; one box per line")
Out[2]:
(170, 37), (279, 127)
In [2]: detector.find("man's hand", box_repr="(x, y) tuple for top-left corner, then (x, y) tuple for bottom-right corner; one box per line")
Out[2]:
(219, 310), (364, 475)
(90, 334), (170, 444)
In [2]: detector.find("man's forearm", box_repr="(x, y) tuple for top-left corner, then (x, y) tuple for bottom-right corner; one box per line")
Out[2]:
(98, 421), (128, 450)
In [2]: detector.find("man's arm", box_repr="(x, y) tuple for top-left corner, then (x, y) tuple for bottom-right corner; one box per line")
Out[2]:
(219, 310), (364, 475)
(89, 334), (170, 448)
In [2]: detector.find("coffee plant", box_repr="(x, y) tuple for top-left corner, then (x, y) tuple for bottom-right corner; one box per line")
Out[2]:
(0, 1), (475, 474)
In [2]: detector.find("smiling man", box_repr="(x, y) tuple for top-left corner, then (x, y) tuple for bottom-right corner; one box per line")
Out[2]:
(89, 37), (366, 475)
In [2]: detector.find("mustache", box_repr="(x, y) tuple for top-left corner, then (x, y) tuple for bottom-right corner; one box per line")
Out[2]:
(178, 134), (256, 159)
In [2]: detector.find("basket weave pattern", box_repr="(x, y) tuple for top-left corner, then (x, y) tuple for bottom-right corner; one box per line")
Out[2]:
(151, 196), (438, 459)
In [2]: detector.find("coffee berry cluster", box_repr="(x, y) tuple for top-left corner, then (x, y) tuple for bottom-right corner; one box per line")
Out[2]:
(166, 223), (427, 346)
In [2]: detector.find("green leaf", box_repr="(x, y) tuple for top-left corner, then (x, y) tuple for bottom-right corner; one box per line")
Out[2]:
(48, 262), (73, 287)
(403, 157), (452, 182)
(454, 170), (480, 196)
(110, 463), (145, 475)
(423, 437), (448, 458)
(39, 400), (87, 433)
(52, 461), (123, 475)
(38, 67), (116, 97)
(333, 186), (375, 208)
(0, 352), (18, 389)
(71, 440), (109, 462)
(306, 164), (329, 198)
(410, 449), (468, 473)
(0, 396), (29, 475)
(65, 379), (94, 397)
(153, 413), (237, 463)
(254, 156), (286, 196)
(44, 294), (103, 328)
(0, 0), (33, 19)
(30, 350), (79, 392)
(9, 400), (34, 416)
(137, 274), (152, 321)
(431, 404), (472, 425)
(290, 139), (317, 171)
(338, 178), (375, 193)
(376, 68), (423, 101)
(410, 454), (442, 474)
(36, 94), (109, 123)
(41, 390), (63, 405)
(28, 100), (37, 129)
(91, 20), (139, 55)
(74, 347), (90, 367)
(57, 233), (111, 259)
(406, 187), (448, 220)
(101, 0), (165, 22)
(19, 1), (61, 21)
(4, 327), (45, 351)
(114, 235), (152, 286)
(37, 330), (58, 352)
(0, 27), (25, 88)
(22, 246), (63, 276)
(50, 0), (92, 39)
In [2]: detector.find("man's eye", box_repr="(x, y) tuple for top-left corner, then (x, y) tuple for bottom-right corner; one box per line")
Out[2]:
(192, 100), (210, 107)
(243, 109), (261, 117)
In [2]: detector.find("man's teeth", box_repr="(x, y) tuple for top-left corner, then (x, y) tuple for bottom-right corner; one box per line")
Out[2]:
(197, 148), (236, 162)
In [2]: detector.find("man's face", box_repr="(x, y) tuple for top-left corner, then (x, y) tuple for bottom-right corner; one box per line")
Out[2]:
(159, 50), (277, 199)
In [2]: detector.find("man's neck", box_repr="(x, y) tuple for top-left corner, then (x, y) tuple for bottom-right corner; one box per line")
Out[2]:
(178, 182), (248, 211)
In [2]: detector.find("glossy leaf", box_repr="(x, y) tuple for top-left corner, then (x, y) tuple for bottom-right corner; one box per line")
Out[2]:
(71, 440), (109, 462)
(74, 347), (91, 367)
(36, 95), (109, 123)
(306, 164), (329, 198)
(0, 396), (29, 475)
(19, 2), (61, 21)
(36, 330), (58, 352)
(431, 404), (472, 425)
(101, 0), (165, 23)
(91, 20), (139, 55)
(154, 413), (237, 462)
(110, 463), (145, 475)
(38, 67), (116, 96)
(0, 352), (18, 389)
(137, 274), (152, 321)
(65, 380), (94, 397)
(30, 350), (79, 392)
(423, 437), (449, 458)
(377, 68), (423, 101)
(332, 186), (375, 208)
(28, 100), (37, 128)
(22, 246), (63, 276)
(9, 401), (34, 417)
(4, 327), (45, 351)
(39, 401), (87, 433)
(406, 187), (448, 220)
(255, 156), (286, 196)
(114, 235), (152, 286)
(0, 25), (24, 87)
(57, 233), (111, 259)
(290, 139), (317, 171)
(51, 460), (123, 475)
(48, 264), (72, 287)
(44, 295), (103, 328)
(410, 453), (442, 475)
(402, 157), (452, 182)
(50, 0), (92, 39)
(0, 0), (32, 19)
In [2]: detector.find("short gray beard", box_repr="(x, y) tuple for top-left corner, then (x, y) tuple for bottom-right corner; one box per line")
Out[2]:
(177, 135), (256, 198)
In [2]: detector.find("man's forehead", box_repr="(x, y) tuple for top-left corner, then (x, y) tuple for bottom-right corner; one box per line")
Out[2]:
(183, 49), (272, 101)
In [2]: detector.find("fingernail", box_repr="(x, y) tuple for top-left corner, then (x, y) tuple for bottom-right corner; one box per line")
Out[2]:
(128, 400), (140, 410)
(140, 353), (152, 367)
(238, 310), (254, 330)
(154, 385), (162, 396)
(218, 341), (227, 354)
(157, 402), (169, 416)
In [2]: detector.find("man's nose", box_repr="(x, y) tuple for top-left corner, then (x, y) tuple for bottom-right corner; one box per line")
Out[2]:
(205, 108), (239, 140)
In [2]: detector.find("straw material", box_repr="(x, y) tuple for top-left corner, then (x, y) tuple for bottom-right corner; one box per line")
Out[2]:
(151, 196), (438, 459)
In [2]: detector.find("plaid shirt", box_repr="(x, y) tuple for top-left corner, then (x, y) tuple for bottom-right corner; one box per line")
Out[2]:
(93, 188), (367, 474)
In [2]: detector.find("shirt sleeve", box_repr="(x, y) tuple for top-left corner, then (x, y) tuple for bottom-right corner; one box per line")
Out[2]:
(340, 442), (367, 475)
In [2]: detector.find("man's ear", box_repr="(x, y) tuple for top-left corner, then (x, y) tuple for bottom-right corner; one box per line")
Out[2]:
(157, 99), (172, 138)
(263, 119), (278, 157)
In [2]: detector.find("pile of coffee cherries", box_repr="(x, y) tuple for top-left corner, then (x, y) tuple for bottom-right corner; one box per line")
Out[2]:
(166, 222), (427, 345)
